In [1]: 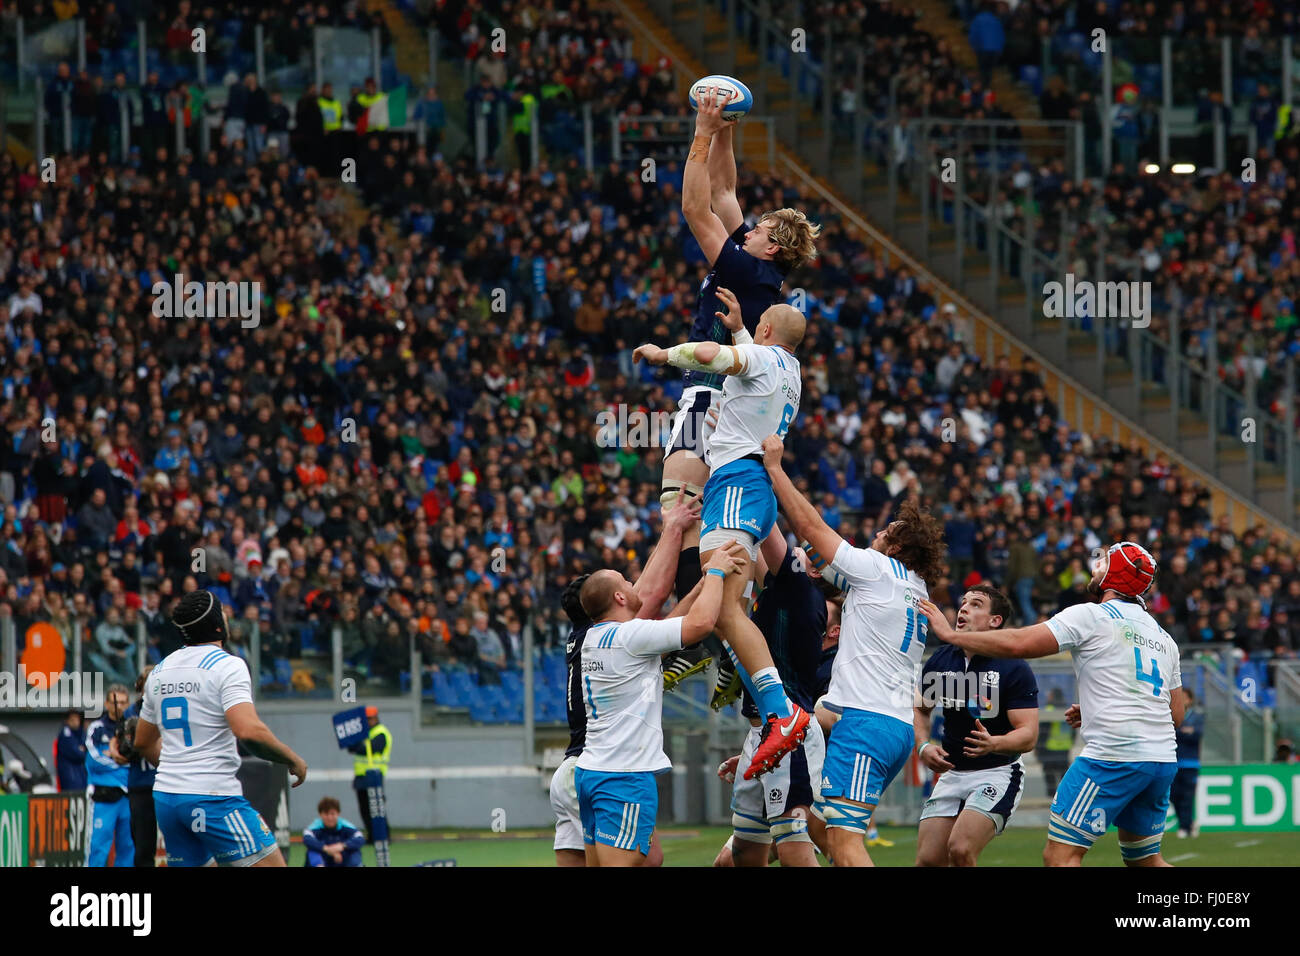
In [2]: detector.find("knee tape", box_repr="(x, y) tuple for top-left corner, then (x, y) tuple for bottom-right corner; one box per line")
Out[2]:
(816, 797), (875, 832)
(1119, 832), (1163, 861)
(770, 814), (813, 845)
(732, 809), (771, 845)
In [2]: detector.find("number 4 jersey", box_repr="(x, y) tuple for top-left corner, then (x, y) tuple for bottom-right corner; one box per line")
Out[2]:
(140, 644), (252, 795)
(1045, 600), (1180, 763)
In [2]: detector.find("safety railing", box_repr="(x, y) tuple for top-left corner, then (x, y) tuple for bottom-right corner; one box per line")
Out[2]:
(891, 127), (1300, 529)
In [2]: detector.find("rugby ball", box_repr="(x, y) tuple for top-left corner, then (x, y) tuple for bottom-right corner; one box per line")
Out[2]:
(687, 74), (753, 122)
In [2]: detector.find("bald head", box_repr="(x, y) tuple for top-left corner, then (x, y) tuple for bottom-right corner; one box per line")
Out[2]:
(579, 570), (619, 620)
(759, 304), (806, 350)
(579, 569), (642, 621)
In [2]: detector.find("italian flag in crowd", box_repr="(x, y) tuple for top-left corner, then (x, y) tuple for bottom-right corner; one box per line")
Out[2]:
(356, 86), (408, 132)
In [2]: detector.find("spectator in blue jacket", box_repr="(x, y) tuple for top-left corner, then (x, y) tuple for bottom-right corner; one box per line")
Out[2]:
(55, 710), (87, 791)
(303, 796), (365, 867)
(1172, 686), (1205, 839)
(968, 2), (1006, 86)
(86, 684), (133, 867)
(413, 86), (446, 154)
(125, 666), (158, 867)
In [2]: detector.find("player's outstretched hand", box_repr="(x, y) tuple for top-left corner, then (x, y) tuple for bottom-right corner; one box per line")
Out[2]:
(1064, 703), (1082, 729)
(916, 599), (957, 644)
(663, 493), (701, 533)
(760, 434), (784, 470)
(289, 756), (308, 788)
(632, 343), (668, 366)
(705, 540), (748, 577)
(715, 286), (744, 331)
(717, 754), (740, 782)
(963, 719), (997, 758)
(919, 742), (953, 774)
(693, 85), (735, 137)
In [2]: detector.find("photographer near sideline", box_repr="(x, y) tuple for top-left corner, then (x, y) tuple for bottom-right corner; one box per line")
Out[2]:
(122, 665), (159, 866)
(85, 683), (134, 867)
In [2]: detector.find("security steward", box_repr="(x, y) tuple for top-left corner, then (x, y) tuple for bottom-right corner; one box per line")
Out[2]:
(317, 81), (343, 166)
(348, 706), (391, 841)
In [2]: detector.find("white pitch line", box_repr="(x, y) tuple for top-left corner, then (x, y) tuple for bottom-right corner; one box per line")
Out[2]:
(1233, 840), (1261, 848)
(1168, 852), (1198, 862)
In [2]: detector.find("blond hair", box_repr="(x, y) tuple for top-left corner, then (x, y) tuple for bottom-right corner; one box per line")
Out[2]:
(761, 208), (821, 270)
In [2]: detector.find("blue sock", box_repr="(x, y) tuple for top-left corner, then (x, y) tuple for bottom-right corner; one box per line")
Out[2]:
(723, 642), (760, 702)
(750, 665), (793, 718)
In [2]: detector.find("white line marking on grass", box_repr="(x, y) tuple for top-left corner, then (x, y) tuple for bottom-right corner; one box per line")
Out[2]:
(1233, 840), (1261, 848)
(1168, 853), (1198, 862)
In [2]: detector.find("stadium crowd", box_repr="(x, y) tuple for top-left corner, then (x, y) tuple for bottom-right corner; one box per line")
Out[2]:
(0, 0), (1297, 710)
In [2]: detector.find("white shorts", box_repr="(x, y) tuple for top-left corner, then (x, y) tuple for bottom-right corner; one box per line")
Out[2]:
(731, 719), (826, 845)
(919, 762), (1025, 835)
(667, 385), (721, 462)
(549, 754), (584, 852)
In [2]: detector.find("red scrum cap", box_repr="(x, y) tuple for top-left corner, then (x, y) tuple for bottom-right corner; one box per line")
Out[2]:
(1095, 541), (1157, 598)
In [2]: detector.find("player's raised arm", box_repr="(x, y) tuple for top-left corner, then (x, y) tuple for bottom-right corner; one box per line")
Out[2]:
(225, 702), (309, 787)
(708, 122), (744, 235)
(632, 494), (700, 617)
(716, 286), (753, 345)
(633, 340), (747, 377)
(760, 435), (844, 570)
(683, 87), (735, 266)
(917, 599), (1061, 659)
(680, 542), (747, 644)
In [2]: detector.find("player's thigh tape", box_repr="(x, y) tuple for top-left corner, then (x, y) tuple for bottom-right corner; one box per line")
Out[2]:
(732, 809), (772, 845)
(771, 814), (813, 845)
(700, 527), (757, 560)
(816, 797), (875, 832)
(1047, 812), (1101, 847)
(660, 480), (704, 509)
(1118, 833), (1163, 861)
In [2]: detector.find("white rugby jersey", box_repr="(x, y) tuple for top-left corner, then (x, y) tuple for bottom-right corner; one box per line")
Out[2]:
(140, 644), (252, 795)
(708, 345), (801, 470)
(824, 541), (929, 725)
(575, 617), (684, 774)
(1046, 600), (1180, 762)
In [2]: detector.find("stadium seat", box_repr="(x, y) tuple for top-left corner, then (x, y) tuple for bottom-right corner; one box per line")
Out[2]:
(1018, 65), (1042, 97)
(431, 670), (455, 705)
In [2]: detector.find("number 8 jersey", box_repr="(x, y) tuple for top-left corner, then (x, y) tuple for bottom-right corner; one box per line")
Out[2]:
(706, 344), (801, 470)
(140, 644), (252, 795)
(1045, 600), (1181, 763)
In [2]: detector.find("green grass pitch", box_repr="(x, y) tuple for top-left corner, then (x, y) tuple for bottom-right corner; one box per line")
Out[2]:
(344, 826), (1300, 867)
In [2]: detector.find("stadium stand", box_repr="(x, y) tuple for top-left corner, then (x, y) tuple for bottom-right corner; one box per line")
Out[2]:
(0, 0), (1296, 730)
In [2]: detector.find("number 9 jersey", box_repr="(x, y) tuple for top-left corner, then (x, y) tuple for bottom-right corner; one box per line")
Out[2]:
(1045, 600), (1181, 763)
(140, 644), (252, 796)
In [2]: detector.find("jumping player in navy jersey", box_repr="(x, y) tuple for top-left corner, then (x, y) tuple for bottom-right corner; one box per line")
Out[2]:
(914, 584), (1039, 866)
(659, 87), (820, 707)
(547, 495), (698, 866)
